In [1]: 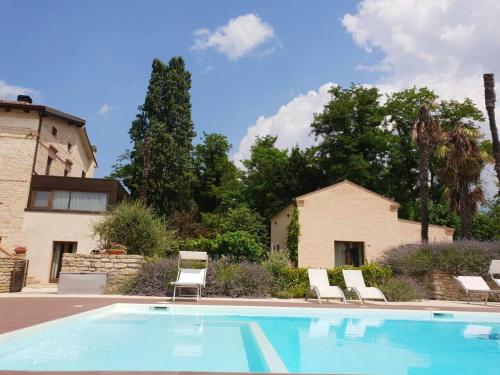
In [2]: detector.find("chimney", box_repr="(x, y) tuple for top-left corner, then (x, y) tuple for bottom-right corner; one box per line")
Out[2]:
(17, 95), (32, 104)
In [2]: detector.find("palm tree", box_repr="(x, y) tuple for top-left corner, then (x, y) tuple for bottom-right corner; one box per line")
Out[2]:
(437, 124), (492, 238)
(483, 73), (500, 195)
(413, 106), (442, 242)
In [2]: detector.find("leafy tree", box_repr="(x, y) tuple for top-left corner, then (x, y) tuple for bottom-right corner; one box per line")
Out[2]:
(201, 206), (268, 245)
(117, 57), (196, 215)
(193, 133), (241, 212)
(287, 146), (324, 197)
(243, 135), (294, 219)
(311, 85), (389, 193)
(437, 125), (492, 238)
(472, 199), (500, 240)
(92, 200), (179, 257)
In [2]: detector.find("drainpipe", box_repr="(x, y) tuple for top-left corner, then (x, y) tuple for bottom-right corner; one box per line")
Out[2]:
(31, 110), (43, 175)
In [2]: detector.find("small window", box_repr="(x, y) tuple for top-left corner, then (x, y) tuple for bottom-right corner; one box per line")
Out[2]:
(64, 169), (70, 177)
(334, 241), (364, 267)
(276, 244), (280, 251)
(45, 156), (53, 175)
(67, 142), (72, 152)
(33, 191), (49, 208)
(51, 127), (58, 137)
(81, 171), (86, 178)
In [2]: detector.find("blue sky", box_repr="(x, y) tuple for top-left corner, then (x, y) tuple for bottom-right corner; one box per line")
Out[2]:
(1, 0), (498, 194)
(0, 0), (376, 176)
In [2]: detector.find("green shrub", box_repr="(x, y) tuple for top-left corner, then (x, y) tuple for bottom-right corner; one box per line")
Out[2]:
(271, 267), (309, 298)
(381, 240), (500, 276)
(379, 277), (422, 301)
(92, 200), (179, 257)
(186, 230), (265, 262)
(327, 263), (393, 289)
(262, 250), (290, 274)
(265, 261), (392, 298)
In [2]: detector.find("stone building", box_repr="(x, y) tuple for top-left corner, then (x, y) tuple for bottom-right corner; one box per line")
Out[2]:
(0, 96), (127, 284)
(271, 180), (454, 268)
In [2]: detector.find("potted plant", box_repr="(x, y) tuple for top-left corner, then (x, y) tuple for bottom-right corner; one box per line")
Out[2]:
(107, 242), (127, 255)
(14, 246), (27, 255)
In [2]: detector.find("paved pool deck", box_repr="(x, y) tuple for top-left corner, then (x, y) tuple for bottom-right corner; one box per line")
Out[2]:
(1, 294), (499, 375)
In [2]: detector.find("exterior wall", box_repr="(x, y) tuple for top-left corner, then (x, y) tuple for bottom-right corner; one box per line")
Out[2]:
(292, 182), (452, 268)
(34, 117), (95, 178)
(22, 211), (102, 283)
(270, 204), (294, 251)
(0, 110), (39, 252)
(61, 253), (144, 293)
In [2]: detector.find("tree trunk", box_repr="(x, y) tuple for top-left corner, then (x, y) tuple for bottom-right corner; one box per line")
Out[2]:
(419, 138), (430, 242)
(416, 106), (432, 242)
(459, 185), (473, 239)
(483, 73), (500, 195)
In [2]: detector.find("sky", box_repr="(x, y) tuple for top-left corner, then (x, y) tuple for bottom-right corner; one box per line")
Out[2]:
(1, 0), (499, 195)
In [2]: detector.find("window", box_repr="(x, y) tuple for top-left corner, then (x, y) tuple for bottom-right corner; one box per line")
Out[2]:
(334, 241), (364, 267)
(81, 171), (86, 178)
(45, 156), (53, 175)
(30, 190), (108, 212)
(51, 126), (58, 137)
(64, 169), (69, 177)
(67, 142), (72, 152)
(33, 191), (50, 208)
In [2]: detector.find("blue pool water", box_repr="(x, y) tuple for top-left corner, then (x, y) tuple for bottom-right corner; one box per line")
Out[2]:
(0, 304), (499, 374)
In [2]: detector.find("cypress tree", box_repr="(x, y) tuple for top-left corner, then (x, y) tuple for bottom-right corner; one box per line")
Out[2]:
(127, 57), (196, 215)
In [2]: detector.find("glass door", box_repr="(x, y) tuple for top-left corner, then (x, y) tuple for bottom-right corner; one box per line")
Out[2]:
(50, 242), (77, 282)
(334, 241), (364, 267)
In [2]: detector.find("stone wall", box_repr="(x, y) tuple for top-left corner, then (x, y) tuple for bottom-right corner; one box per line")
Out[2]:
(0, 257), (19, 293)
(61, 253), (144, 293)
(421, 271), (499, 302)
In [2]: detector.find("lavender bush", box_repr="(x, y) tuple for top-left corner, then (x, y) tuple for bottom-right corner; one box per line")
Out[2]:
(380, 240), (500, 277)
(124, 256), (272, 297)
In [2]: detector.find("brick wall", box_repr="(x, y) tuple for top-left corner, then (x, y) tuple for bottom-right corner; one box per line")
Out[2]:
(0, 128), (37, 251)
(0, 257), (19, 293)
(61, 253), (145, 293)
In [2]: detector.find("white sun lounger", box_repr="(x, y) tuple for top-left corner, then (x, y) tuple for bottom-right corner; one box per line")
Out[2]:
(342, 269), (387, 304)
(488, 260), (500, 288)
(307, 268), (346, 303)
(454, 276), (500, 305)
(171, 251), (208, 302)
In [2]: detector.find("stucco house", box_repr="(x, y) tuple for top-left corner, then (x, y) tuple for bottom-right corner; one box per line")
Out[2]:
(0, 96), (128, 284)
(271, 180), (454, 268)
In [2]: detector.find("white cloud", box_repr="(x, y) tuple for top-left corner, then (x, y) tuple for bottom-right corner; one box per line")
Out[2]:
(192, 14), (275, 60)
(342, 0), (500, 197)
(233, 83), (334, 166)
(97, 103), (111, 115)
(342, 0), (500, 126)
(0, 80), (37, 100)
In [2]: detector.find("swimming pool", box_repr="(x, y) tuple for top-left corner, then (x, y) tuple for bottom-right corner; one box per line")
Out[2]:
(0, 303), (499, 374)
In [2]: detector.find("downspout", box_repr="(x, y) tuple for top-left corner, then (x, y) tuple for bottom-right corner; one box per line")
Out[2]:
(31, 110), (43, 175)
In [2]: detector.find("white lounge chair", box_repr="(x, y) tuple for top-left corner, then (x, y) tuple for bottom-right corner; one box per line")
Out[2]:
(342, 269), (387, 304)
(488, 260), (500, 287)
(307, 268), (346, 303)
(171, 251), (208, 301)
(454, 276), (500, 305)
